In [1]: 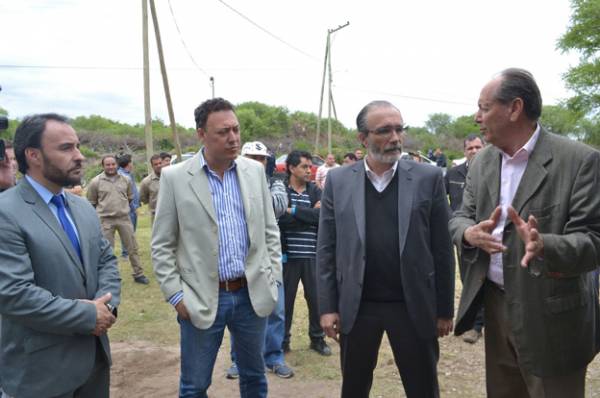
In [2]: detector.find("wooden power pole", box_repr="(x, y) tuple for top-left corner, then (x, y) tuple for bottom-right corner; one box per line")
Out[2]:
(149, 0), (182, 162)
(315, 21), (349, 155)
(142, 0), (153, 174)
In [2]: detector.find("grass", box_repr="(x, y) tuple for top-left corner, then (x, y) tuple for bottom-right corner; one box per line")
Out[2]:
(109, 206), (600, 397)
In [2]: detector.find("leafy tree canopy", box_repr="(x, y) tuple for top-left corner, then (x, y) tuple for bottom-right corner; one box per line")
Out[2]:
(557, 0), (600, 115)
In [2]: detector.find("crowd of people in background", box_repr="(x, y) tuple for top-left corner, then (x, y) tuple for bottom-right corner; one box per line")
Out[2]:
(0, 67), (600, 398)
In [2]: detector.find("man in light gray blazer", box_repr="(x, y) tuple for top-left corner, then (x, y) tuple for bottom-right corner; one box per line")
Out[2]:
(0, 114), (121, 398)
(152, 98), (281, 397)
(449, 68), (600, 397)
(317, 100), (455, 397)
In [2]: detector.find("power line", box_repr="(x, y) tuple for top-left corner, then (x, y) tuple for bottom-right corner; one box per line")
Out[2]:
(215, 0), (318, 61)
(336, 85), (475, 107)
(167, 0), (210, 77)
(0, 64), (307, 72)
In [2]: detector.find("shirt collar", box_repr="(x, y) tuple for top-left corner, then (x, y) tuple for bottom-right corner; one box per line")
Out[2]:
(25, 175), (65, 205)
(199, 148), (237, 173)
(363, 157), (398, 178)
(501, 123), (541, 161)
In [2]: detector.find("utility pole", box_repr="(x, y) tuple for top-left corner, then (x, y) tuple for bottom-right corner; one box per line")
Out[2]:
(142, 0), (153, 174)
(315, 21), (349, 155)
(149, 0), (182, 162)
(210, 76), (215, 98)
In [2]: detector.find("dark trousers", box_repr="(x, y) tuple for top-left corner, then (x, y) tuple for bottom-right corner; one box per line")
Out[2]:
(339, 301), (439, 398)
(55, 338), (110, 398)
(484, 281), (586, 398)
(457, 247), (484, 332)
(283, 257), (324, 346)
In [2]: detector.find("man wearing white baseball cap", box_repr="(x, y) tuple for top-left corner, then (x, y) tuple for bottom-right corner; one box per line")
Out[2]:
(226, 141), (295, 379)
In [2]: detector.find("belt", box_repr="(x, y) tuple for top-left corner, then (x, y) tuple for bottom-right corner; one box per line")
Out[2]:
(219, 277), (247, 292)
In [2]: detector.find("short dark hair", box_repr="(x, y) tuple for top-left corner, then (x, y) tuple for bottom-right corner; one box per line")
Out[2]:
(343, 152), (357, 161)
(463, 134), (484, 148)
(14, 113), (69, 175)
(101, 154), (116, 167)
(117, 153), (132, 168)
(356, 100), (399, 134)
(159, 152), (171, 160)
(285, 150), (312, 176)
(194, 98), (235, 129)
(150, 154), (161, 163)
(495, 68), (542, 121)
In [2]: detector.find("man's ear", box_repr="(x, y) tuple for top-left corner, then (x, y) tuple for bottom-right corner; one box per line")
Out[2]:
(357, 132), (368, 148)
(509, 98), (524, 122)
(197, 128), (205, 141)
(24, 147), (41, 169)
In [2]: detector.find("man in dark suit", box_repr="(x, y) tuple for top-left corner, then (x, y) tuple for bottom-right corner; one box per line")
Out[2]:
(0, 114), (121, 398)
(317, 100), (455, 398)
(449, 68), (600, 397)
(445, 134), (484, 344)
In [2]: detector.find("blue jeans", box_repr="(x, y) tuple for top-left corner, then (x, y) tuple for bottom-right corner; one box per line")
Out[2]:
(120, 210), (137, 257)
(231, 282), (285, 367)
(179, 287), (268, 398)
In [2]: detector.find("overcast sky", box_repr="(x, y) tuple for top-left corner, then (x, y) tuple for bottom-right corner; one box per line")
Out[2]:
(0, 0), (579, 130)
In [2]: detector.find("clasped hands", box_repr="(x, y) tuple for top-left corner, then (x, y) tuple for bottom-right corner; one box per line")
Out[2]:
(463, 206), (543, 267)
(80, 292), (116, 336)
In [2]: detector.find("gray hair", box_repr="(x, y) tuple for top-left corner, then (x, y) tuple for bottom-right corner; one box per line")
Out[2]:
(495, 68), (542, 121)
(356, 100), (399, 133)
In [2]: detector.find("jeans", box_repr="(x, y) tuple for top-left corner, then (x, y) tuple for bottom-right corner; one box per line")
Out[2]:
(120, 210), (137, 257)
(231, 282), (285, 367)
(179, 287), (268, 398)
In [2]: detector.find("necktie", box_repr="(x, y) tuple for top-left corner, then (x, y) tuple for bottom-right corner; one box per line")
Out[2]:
(50, 195), (83, 263)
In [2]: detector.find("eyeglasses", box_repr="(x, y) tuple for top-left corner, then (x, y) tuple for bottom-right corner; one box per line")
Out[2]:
(368, 125), (407, 137)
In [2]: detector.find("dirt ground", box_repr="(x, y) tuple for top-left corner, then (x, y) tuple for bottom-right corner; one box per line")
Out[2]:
(110, 335), (600, 398)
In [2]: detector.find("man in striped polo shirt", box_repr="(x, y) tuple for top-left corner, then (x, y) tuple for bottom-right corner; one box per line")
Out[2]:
(278, 150), (331, 356)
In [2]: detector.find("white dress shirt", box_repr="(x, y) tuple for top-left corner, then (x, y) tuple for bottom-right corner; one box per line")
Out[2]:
(488, 125), (541, 286)
(364, 158), (399, 193)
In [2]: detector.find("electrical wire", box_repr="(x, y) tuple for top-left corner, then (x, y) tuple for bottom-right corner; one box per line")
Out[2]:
(215, 0), (318, 62)
(167, 0), (210, 77)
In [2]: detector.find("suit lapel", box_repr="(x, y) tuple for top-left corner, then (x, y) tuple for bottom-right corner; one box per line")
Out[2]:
(187, 154), (218, 225)
(351, 162), (366, 247)
(19, 181), (85, 278)
(481, 148), (502, 207)
(397, 161), (413, 256)
(510, 129), (552, 215)
(65, 194), (90, 277)
(235, 158), (253, 246)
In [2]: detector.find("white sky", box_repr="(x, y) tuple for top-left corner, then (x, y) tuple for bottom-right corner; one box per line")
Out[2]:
(0, 0), (580, 130)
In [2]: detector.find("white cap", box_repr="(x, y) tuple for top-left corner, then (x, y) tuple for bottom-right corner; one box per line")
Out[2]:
(241, 141), (269, 156)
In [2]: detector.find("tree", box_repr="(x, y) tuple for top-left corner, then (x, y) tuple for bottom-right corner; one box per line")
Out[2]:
(557, 0), (600, 115)
(447, 115), (478, 139)
(540, 104), (582, 137)
(425, 113), (452, 135)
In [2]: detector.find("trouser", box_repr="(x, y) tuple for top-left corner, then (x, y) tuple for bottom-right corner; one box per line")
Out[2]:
(283, 257), (324, 347)
(339, 301), (439, 398)
(2, 338), (110, 398)
(179, 287), (268, 398)
(231, 282), (286, 367)
(120, 210), (137, 257)
(457, 246), (484, 332)
(484, 281), (586, 398)
(100, 216), (144, 277)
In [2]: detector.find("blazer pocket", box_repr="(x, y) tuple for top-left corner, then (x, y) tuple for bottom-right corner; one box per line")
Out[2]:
(528, 203), (560, 220)
(544, 292), (587, 315)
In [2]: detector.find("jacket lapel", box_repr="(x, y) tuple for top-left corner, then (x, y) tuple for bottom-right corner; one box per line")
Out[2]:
(351, 161), (366, 247)
(510, 129), (552, 216)
(19, 180), (85, 278)
(481, 147), (502, 208)
(234, 158), (253, 246)
(397, 161), (413, 256)
(65, 194), (91, 277)
(187, 153), (218, 225)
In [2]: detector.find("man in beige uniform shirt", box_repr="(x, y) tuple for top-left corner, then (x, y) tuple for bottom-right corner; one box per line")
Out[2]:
(87, 155), (149, 284)
(139, 154), (162, 225)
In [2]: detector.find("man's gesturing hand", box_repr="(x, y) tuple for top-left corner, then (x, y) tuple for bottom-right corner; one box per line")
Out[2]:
(320, 313), (340, 342)
(463, 206), (506, 254)
(81, 292), (116, 336)
(507, 206), (543, 267)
